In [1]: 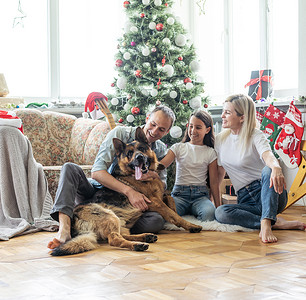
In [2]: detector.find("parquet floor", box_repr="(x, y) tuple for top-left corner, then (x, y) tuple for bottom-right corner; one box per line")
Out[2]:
(1, 207), (306, 300)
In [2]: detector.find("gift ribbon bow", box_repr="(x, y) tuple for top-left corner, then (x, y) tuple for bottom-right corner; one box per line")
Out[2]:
(245, 70), (272, 100)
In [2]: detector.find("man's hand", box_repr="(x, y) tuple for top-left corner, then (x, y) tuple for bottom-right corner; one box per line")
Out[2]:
(270, 166), (286, 194)
(126, 188), (151, 211)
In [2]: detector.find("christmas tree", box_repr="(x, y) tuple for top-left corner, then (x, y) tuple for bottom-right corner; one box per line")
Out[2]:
(107, 0), (208, 146)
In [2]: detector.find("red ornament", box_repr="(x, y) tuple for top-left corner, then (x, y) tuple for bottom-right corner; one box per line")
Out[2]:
(178, 56), (183, 61)
(118, 118), (124, 123)
(123, 1), (130, 8)
(184, 77), (192, 84)
(204, 103), (208, 108)
(115, 59), (123, 67)
(165, 3), (168, 7)
(183, 100), (188, 105)
(111, 83), (115, 87)
(140, 13), (145, 18)
(131, 41), (136, 46)
(131, 107), (140, 115)
(157, 78), (162, 89)
(135, 69), (142, 78)
(162, 55), (166, 67)
(156, 23), (164, 31)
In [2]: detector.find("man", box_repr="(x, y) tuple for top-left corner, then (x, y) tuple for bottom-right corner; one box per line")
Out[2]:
(47, 106), (175, 249)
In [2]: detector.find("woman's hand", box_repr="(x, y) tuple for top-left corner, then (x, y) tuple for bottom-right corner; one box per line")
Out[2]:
(270, 166), (286, 194)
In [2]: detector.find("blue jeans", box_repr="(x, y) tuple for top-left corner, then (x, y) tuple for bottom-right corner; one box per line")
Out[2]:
(171, 185), (216, 221)
(215, 166), (288, 229)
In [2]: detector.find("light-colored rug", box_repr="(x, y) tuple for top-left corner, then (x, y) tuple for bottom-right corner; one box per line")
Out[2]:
(164, 215), (255, 232)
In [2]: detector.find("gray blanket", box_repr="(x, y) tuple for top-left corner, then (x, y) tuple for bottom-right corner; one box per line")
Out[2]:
(0, 126), (58, 240)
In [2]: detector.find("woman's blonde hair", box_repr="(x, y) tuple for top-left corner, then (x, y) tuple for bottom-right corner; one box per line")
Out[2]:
(219, 94), (257, 152)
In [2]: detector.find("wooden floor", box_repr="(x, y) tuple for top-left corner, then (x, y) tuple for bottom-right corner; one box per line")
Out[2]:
(1, 207), (306, 300)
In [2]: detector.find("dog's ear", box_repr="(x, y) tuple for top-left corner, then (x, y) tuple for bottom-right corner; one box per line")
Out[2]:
(135, 127), (149, 144)
(113, 138), (126, 156)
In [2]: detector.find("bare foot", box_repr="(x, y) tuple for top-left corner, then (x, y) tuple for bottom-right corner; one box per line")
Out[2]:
(272, 216), (306, 231)
(259, 219), (278, 243)
(47, 231), (71, 249)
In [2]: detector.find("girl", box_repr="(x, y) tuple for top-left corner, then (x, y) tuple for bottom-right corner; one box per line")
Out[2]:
(215, 94), (306, 243)
(160, 110), (220, 222)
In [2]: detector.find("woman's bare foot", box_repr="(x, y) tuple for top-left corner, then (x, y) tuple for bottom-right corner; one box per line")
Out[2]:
(272, 216), (306, 231)
(47, 213), (71, 249)
(259, 219), (278, 243)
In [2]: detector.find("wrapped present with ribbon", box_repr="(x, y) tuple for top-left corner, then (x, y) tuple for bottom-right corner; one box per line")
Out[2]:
(245, 69), (273, 101)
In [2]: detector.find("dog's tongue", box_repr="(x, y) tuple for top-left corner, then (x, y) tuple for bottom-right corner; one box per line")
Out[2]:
(135, 166), (142, 180)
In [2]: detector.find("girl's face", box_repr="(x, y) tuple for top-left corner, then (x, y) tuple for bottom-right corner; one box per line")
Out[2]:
(188, 115), (211, 145)
(221, 102), (244, 134)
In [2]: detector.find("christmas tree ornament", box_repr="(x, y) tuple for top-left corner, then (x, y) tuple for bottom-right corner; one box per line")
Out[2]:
(127, 114), (135, 122)
(122, 41), (126, 47)
(162, 55), (166, 67)
(118, 118), (124, 123)
(189, 96), (201, 109)
(178, 56), (183, 61)
(183, 100), (188, 105)
(123, 52), (131, 60)
(135, 69), (142, 78)
(142, 0), (150, 5)
(165, 3), (168, 7)
(204, 103), (208, 108)
(274, 102), (304, 168)
(127, 94), (132, 99)
(184, 77), (192, 84)
(124, 103), (131, 111)
(117, 77), (127, 89)
(156, 100), (161, 106)
(111, 98), (119, 105)
(142, 47), (150, 56)
(111, 83), (115, 87)
(84, 92), (108, 120)
(163, 64), (174, 77)
(170, 91), (177, 98)
(115, 59), (123, 67)
(142, 89), (149, 96)
(140, 13), (145, 18)
(170, 126), (183, 138)
(157, 78), (162, 89)
(190, 60), (200, 72)
(149, 22), (156, 30)
(162, 37), (171, 45)
(123, 1), (130, 8)
(156, 23), (164, 31)
(151, 47), (157, 52)
(131, 107), (140, 115)
(260, 104), (286, 157)
(175, 34), (186, 47)
(131, 41), (136, 46)
(151, 89), (158, 97)
(154, 0), (162, 6)
(130, 26), (138, 33)
(167, 17), (175, 25)
(186, 82), (193, 90)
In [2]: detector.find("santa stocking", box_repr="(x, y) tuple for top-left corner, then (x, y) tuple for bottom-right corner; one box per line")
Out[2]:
(274, 102), (304, 168)
(0, 110), (23, 133)
(260, 104), (286, 157)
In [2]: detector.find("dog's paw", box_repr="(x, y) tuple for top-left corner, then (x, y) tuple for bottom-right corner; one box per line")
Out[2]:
(145, 234), (158, 243)
(189, 226), (202, 233)
(133, 242), (149, 251)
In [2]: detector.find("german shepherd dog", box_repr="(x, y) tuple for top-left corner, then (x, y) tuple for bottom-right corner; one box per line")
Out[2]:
(51, 127), (202, 256)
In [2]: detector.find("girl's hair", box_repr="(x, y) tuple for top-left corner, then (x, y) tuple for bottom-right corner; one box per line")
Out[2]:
(219, 94), (257, 152)
(181, 109), (215, 148)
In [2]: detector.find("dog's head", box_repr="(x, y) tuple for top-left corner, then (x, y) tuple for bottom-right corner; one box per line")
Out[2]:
(113, 127), (164, 179)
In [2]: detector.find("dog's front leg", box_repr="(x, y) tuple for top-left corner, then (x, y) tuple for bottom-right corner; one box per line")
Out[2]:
(150, 200), (202, 233)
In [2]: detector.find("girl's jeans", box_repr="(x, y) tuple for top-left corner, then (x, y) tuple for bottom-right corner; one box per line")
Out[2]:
(171, 185), (215, 221)
(215, 166), (288, 229)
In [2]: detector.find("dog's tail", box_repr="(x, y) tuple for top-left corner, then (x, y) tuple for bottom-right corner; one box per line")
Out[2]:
(51, 232), (99, 256)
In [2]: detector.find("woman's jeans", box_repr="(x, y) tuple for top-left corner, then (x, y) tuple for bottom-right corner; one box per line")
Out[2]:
(171, 185), (215, 221)
(215, 166), (288, 229)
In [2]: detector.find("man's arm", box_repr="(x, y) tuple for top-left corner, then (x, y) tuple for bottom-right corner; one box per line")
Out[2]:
(92, 170), (151, 211)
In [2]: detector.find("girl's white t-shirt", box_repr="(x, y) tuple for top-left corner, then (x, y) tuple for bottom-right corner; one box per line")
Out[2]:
(215, 128), (271, 192)
(169, 142), (217, 186)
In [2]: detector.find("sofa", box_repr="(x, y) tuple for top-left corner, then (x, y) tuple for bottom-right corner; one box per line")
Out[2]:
(15, 108), (111, 200)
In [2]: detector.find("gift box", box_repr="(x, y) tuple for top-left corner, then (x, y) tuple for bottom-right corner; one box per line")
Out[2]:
(245, 69), (273, 101)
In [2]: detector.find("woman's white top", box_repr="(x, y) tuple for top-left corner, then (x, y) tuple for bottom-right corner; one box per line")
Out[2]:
(170, 142), (217, 186)
(215, 129), (271, 192)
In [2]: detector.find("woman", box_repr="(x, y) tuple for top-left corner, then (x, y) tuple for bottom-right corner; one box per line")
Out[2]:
(215, 94), (305, 243)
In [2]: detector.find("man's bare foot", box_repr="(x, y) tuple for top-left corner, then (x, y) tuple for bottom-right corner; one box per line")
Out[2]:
(47, 212), (71, 249)
(259, 219), (278, 243)
(272, 216), (306, 231)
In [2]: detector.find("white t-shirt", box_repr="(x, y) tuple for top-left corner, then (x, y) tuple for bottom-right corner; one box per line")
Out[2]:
(170, 142), (217, 186)
(215, 128), (271, 192)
